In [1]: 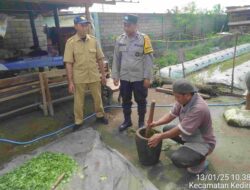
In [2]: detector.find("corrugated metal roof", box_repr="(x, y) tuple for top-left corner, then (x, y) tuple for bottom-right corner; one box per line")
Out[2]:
(0, 0), (116, 13)
(6, 0), (116, 6)
(226, 5), (250, 13)
(228, 20), (250, 26)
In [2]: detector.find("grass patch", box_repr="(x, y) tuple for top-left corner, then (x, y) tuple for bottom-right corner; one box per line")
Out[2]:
(0, 152), (77, 190)
(154, 34), (250, 68)
(217, 52), (250, 72)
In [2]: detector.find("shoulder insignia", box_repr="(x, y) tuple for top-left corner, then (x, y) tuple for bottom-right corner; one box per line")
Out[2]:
(143, 35), (153, 54)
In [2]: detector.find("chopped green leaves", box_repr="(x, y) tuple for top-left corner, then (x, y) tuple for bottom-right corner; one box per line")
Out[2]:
(0, 152), (77, 190)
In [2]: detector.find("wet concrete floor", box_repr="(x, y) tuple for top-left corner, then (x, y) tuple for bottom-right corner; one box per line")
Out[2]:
(1, 89), (250, 189)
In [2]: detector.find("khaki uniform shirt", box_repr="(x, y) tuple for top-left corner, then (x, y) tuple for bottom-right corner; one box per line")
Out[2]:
(64, 34), (105, 84)
(112, 31), (154, 82)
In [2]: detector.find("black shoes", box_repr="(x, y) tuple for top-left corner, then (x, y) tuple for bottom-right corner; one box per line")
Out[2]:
(118, 121), (144, 132)
(138, 122), (145, 128)
(73, 117), (108, 132)
(96, 116), (109, 125)
(119, 121), (132, 132)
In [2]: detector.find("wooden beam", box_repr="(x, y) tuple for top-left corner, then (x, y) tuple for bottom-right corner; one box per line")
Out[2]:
(0, 103), (40, 119)
(0, 89), (40, 103)
(0, 81), (40, 94)
(51, 95), (73, 104)
(26, 3), (40, 48)
(48, 81), (67, 88)
(17, 0), (116, 5)
(0, 73), (39, 89)
(53, 6), (62, 55)
(85, 4), (94, 35)
(43, 69), (66, 78)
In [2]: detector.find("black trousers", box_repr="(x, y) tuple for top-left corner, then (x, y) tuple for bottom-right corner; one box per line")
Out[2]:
(163, 125), (205, 168)
(120, 80), (148, 123)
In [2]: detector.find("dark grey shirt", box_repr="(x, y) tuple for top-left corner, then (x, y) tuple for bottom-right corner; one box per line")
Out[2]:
(170, 93), (216, 156)
(112, 32), (154, 82)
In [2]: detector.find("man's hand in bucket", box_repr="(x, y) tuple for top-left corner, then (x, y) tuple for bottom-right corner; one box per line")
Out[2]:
(148, 133), (162, 148)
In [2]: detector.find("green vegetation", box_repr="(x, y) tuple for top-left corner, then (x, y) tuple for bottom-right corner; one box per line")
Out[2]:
(0, 152), (77, 190)
(153, 1), (250, 69)
(218, 51), (250, 71)
(154, 34), (250, 68)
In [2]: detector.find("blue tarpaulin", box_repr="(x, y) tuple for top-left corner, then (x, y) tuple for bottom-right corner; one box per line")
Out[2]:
(0, 56), (64, 71)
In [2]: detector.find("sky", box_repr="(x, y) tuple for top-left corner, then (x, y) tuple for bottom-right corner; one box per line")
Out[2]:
(69, 0), (249, 13)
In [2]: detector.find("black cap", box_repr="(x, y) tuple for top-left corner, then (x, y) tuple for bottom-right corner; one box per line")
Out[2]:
(123, 14), (138, 24)
(173, 79), (198, 94)
(74, 16), (90, 25)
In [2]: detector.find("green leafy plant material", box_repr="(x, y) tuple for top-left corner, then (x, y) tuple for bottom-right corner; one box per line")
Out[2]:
(154, 34), (250, 68)
(0, 152), (78, 190)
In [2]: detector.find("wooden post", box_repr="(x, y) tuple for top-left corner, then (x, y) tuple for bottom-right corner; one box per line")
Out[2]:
(26, 3), (40, 48)
(85, 4), (94, 35)
(145, 100), (156, 138)
(246, 72), (250, 110)
(53, 7), (62, 55)
(39, 73), (48, 116)
(166, 39), (169, 52)
(178, 48), (186, 78)
(246, 92), (250, 110)
(42, 73), (54, 116)
(161, 15), (164, 40)
(157, 63), (162, 83)
(192, 32), (195, 46)
(231, 33), (238, 94)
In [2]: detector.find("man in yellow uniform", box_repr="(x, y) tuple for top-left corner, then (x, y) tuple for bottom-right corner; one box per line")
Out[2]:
(64, 16), (108, 131)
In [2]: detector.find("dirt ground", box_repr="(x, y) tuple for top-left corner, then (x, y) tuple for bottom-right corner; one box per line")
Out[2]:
(1, 88), (250, 190)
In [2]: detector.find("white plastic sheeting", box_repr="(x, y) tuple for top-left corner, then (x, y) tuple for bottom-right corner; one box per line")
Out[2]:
(206, 60), (250, 90)
(159, 43), (250, 79)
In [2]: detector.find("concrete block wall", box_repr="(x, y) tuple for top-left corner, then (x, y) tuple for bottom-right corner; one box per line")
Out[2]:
(97, 13), (176, 59)
(3, 15), (47, 51)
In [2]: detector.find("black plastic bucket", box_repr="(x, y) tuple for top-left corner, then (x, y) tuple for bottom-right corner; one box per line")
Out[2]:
(135, 127), (162, 166)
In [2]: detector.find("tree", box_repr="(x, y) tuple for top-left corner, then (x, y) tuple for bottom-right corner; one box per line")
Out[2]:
(173, 2), (198, 35)
(211, 4), (224, 15)
(182, 1), (197, 14)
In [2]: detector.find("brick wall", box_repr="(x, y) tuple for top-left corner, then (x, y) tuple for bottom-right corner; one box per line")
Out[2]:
(97, 13), (176, 58)
(96, 13), (227, 59)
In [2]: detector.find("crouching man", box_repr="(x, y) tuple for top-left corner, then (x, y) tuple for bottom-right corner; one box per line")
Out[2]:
(148, 79), (216, 174)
